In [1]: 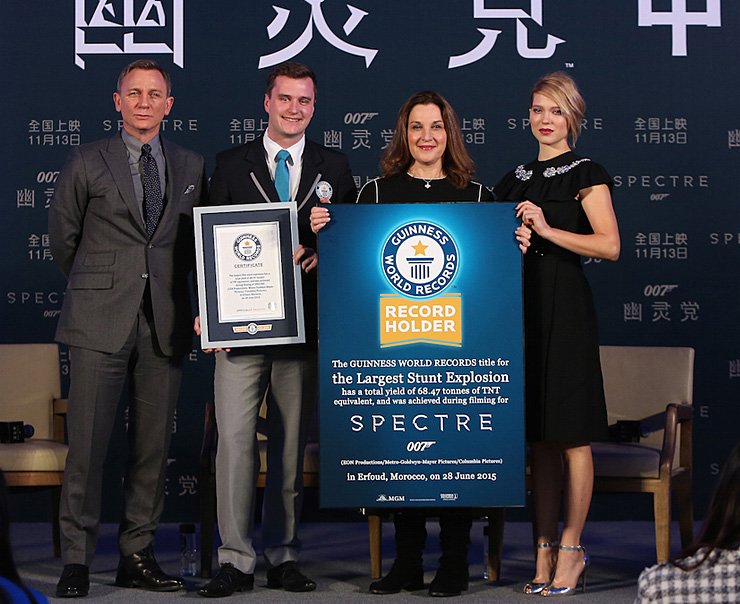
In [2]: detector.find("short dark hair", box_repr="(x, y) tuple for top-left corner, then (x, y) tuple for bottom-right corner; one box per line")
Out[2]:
(117, 59), (172, 96)
(380, 90), (475, 189)
(265, 62), (317, 99)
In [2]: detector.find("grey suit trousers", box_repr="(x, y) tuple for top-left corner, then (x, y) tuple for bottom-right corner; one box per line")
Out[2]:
(59, 299), (183, 566)
(214, 348), (317, 574)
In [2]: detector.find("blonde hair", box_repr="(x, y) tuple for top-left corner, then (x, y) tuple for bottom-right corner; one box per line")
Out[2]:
(530, 72), (586, 146)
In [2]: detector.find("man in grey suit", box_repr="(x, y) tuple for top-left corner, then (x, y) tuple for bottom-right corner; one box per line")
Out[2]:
(195, 62), (355, 597)
(49, 59), (206, 598)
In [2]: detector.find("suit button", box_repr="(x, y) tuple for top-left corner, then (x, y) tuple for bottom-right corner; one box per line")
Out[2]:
(141, 273), (149, 279)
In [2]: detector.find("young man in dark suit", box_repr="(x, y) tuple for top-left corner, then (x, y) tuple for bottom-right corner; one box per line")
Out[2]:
(49, 59), (206, 598)
(195, 62), (355, 597)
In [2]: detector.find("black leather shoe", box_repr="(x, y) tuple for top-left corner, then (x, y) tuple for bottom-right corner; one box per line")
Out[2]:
(115, 545), (184, 591)
(266, 561), (316, 592)
(56, 564), (89, 598)
(369, 563), (424, 595)
(197, 563), (254, 597)
(428, 565), (469, 597)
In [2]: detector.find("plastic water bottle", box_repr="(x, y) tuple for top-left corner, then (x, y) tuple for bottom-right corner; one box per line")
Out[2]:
(482, 525), (489, 580)
(179, 523), (197, 576)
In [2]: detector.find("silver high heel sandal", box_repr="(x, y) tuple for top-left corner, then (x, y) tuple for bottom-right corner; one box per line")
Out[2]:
(541, 544), (589, 597)
(523, 541), (558, 595)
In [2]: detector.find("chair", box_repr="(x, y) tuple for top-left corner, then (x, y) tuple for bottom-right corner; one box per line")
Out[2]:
(0, 343), (67, 557)
(591, 345), (694, 563)
(199, 399), (320, 577)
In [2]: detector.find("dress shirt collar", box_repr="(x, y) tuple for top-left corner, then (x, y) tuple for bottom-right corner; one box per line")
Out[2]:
(121, 128), (164, 160)
(263, 133), (305, 201)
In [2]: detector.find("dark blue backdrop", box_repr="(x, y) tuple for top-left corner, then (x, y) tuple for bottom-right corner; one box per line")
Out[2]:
(2, 1), (738, 522)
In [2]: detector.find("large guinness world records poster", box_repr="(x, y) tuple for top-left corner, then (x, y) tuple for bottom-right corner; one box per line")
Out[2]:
(319, 203), (524, 508)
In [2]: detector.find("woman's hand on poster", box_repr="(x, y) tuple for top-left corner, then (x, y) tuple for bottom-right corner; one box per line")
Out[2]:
(515, 200), (551, 239)
(515, 223), (532, 254)
(310, 203), (331, 234)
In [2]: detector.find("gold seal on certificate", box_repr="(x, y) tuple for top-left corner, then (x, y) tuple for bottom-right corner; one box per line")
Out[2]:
(315, 180), (333, 200)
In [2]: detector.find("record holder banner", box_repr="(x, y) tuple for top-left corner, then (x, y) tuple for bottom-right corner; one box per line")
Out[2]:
(319, 203), (525, 508)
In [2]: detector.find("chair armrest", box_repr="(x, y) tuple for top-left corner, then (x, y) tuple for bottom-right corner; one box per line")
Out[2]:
(658, 403), (692, 477)
(672, 402), (693, 422)
(53, 398), (68, 414)
(53, 398), (68, 444)
(673, 403), (693, 470)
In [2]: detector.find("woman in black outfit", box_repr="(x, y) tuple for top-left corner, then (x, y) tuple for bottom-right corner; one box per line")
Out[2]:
(496, 73), (620, 597)
(312, 90), (492, 597)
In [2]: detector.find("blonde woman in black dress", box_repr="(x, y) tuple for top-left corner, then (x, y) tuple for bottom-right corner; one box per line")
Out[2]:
(496, 73), (620, 597)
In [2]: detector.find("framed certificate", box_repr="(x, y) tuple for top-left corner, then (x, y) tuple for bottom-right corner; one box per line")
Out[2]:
(194, 202), (305, 349)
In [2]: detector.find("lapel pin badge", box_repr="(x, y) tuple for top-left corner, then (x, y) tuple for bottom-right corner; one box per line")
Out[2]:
(315, 180), (333, 201)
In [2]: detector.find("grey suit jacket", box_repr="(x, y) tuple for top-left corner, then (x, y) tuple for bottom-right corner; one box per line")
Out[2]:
(49, 133), (207, 356)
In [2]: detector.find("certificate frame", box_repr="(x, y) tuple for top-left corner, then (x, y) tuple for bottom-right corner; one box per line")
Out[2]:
(194, 202), (305, 349)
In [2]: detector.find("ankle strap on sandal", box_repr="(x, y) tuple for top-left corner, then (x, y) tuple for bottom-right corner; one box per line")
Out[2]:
(559, 544), (584, 551)
(536, 541), (559, 549)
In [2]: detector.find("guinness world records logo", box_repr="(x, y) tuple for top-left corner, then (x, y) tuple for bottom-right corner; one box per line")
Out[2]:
(381, 221), (459, 298)
(234, 233), (261, 261)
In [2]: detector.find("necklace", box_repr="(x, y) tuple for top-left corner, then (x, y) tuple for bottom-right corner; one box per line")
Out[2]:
(407, 172), (446, 189)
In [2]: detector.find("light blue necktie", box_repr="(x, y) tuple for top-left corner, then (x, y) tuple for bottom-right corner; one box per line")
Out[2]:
(275, 149), (291, 202)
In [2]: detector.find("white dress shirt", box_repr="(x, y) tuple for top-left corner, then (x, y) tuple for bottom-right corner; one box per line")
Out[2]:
(263, 133), (305, 202)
